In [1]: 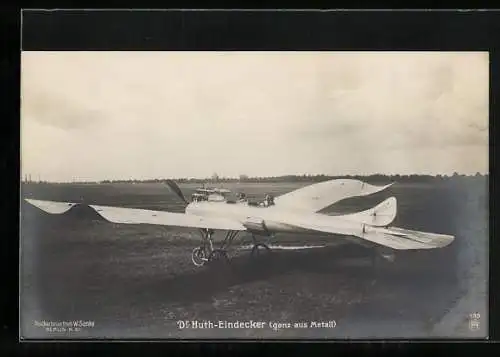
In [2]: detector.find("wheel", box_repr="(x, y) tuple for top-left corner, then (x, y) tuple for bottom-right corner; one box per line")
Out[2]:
(191, 246), (207, 267)
(249, 243), (273, 270)
(208, 249), (230, 266)
(250, 243), (271, 258)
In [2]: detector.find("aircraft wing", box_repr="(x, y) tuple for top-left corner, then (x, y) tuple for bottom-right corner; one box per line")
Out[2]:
(274, 179), (393, 213)
(24, 199), (247, 231)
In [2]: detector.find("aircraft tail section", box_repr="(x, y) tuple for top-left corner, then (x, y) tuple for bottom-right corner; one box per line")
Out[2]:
(356, 225), (455, 250)
(337, 197), (397, 227)
(274, 179), (393, 213)
(287, 211), (454, 251)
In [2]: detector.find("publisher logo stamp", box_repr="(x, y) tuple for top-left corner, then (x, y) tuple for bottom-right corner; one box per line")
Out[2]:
(33, 320), (95, 334)
(468, 313), (480, 331)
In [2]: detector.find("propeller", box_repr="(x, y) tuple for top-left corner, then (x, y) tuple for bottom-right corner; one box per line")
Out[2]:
(165, 179), (189, 205)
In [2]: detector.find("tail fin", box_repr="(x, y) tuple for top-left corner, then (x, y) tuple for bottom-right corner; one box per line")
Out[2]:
(338, 197), (397, 227)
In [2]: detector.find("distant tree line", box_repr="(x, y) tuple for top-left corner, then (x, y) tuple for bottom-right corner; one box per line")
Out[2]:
(22, 172), (487, 185)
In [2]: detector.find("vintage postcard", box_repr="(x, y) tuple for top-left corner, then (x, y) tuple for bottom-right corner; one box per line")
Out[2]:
(20, 51), (489, 339)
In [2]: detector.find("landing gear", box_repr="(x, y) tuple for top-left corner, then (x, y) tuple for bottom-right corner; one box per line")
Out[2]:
(208, 249), (229, 266)
(191, 229), (213, 267)
(191, 246), (207, 267)
(249, 234), (272, 262)
(191, 229), (238, 268)
(250, 243), (271, 257)
(189, 229), (276, 268)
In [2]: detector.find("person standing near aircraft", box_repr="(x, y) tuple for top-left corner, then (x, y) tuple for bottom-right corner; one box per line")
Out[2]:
(264, 194), (275, 207)
(237, 192), (247, 202)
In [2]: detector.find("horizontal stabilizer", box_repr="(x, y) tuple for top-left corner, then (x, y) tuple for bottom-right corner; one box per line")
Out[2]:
(358, 225), (455, 250)
(284, 213), (454, 251)
(337, 197), (397, 227)
(378, 226), (455, 248)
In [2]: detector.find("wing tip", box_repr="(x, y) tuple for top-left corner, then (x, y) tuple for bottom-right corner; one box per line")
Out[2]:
(436, 234), (455, 248)
(378, 181), (395, 191)
(23, 198), (78, 214)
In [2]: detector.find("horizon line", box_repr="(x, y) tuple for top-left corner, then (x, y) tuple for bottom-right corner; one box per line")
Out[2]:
(20, 172), (489, 184)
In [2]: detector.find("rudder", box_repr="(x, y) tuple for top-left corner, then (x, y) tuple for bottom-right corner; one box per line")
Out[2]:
(338, 196), (397, 227)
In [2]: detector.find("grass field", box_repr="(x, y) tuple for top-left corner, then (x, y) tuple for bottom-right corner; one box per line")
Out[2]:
(19, 177), (488, 339)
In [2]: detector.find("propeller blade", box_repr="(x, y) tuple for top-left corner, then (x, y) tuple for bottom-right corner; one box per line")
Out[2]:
(165, 179), (188, 205)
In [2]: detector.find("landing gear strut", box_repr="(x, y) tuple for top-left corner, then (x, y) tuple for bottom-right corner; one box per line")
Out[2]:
(249, 234), (272, 260)
(191, 229), (214, 267)
(251, 243), (271, 257)
(208, 249), (229, 266)
(190, 230), (274, 267)
(191, 229), (238, 268)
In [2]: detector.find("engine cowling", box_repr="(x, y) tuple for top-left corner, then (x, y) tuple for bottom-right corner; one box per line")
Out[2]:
(243, 217), (271, 236)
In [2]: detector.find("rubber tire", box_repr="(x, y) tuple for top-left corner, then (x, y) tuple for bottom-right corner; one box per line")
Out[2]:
(250, 243), (271, 258)
(191, 247), (207, 267)
(208, 249), (230, 266)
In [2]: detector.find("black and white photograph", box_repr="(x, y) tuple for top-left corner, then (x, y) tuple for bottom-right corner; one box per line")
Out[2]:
(20, 51), (489, 339)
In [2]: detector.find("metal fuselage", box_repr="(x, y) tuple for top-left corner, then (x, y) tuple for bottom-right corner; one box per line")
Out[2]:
(185, 201), (362, 237)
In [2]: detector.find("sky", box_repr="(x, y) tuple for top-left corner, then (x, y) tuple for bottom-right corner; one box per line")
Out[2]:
(21, 51), (489, 182)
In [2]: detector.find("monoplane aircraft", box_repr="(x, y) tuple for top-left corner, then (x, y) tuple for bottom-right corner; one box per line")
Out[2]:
(24, 178), (455, 268)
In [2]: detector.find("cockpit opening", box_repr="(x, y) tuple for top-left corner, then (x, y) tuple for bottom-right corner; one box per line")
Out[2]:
(190, 187), (275, 207)
(191, 188), (235, 203)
